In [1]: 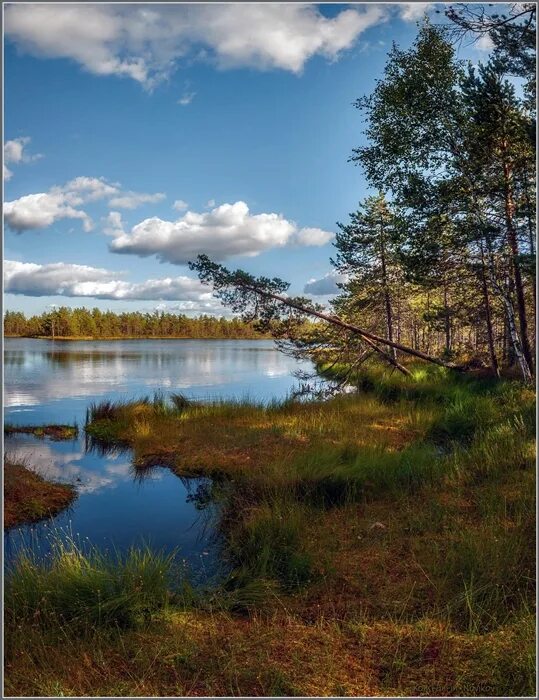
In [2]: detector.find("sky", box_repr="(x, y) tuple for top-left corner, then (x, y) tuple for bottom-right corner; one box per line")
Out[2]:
(3, 2), (494, 317)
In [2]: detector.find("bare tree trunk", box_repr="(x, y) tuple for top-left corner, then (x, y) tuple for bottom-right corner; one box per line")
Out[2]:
(378, 217), (396, 361)
(503, 159), (534, 374)
(443, 277), (452, 355)
(479, 241), (500, 377)
(485, 245), (532, 381)
(521, 165), (537, 337)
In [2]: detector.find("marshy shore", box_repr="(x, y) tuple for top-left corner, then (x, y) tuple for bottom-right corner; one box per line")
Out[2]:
(4, 365), (536, 696)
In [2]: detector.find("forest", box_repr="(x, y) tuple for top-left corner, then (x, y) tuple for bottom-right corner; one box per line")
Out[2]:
(3, 308), (267, 339)
(191, 8), (536, 383)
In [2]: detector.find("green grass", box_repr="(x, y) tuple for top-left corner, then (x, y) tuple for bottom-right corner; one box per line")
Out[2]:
(5, 539), (179, 633)
(5, 364), (536, 696)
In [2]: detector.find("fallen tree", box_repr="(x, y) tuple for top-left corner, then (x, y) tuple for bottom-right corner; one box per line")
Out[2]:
(189, 255), (464, 374)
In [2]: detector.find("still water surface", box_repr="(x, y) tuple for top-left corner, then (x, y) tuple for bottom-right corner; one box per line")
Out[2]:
(4, 338), (309, 576)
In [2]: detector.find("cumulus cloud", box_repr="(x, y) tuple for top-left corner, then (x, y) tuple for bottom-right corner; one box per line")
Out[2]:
(304, 270), (347, 296)
(4, 191), (94, 232)
(4, 136), (43, 180)
(63, 176), (119, 203)
(5, 176), (165, 232)
(4, 259), (212, 302)
(292, 227), (334, 247)
(108, 191), (166, 209)
(108, 200), (334, 264)
(4, 260), (116, 296)
(399, 3), (432, 21)
(172, 199), (188, 211)
(5, 136), (30, 164)
(5, 4), (388, 88)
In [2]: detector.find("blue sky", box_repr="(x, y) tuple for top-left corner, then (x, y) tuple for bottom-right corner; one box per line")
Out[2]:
(4, 3), (493, 316)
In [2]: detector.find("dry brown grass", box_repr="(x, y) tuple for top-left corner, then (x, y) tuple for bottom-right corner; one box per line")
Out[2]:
(5, 607), (533, 697)
(4, 459), (76, 528)
(6, 375), (535, 696)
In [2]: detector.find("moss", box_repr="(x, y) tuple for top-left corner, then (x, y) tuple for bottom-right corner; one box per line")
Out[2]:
(4, 459), (77, 528)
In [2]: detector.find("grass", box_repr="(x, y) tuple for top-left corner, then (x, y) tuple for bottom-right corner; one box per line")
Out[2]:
(4, 423), (78, 440)
(5, 539), (178, 631)
(4, 458), (77, 528)
(4, 364), (536, 696)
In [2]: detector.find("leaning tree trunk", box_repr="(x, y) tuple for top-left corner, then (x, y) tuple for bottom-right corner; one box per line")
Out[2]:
(244, 284), (462, 371)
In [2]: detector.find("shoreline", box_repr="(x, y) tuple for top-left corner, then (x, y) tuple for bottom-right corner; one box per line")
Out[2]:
(5, 366), (536, 696)
(5, 335), (272, 341)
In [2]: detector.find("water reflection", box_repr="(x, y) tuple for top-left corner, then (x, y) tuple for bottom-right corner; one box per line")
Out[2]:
(4, 338), (309, 577)
(5, 339), (306, 418)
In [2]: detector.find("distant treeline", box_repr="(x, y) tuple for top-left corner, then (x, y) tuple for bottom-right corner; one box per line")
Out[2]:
(3, 308), (270, 339)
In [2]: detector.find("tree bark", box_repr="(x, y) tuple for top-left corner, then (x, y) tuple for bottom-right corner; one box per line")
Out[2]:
(378, 216), (396, 361)
(479, 241), (500, 377)
(443, 276), (452, 355)
(485, 244), (532, 381)
(503, 158), (534, 373)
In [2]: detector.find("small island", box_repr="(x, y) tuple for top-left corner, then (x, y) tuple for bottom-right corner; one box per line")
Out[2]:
(4, 459), (77, 529)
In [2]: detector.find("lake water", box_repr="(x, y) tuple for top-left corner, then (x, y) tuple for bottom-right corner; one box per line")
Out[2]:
(4, 338), (309, 577)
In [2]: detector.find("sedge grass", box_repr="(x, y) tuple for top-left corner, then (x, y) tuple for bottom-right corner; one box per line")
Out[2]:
(5, 365), (535, 696)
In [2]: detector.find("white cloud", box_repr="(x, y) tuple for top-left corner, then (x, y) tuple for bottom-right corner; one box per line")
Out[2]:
(399, 3), (432, 22)
(5, 136), (30, 164)
(476, 34), (495, 51)
(5, 4), (388, 88)
(63, 175), (119, 202)
(292, 227), (333, 247)
(4, 260), (117, 296)
(4, 136), (43, 180)
(5, 176), (166, 232)
(206, 199), (216, 208)
(4, 259), (212, 302)
(4, 191), (94, 232)
(108, 200), (334, 264)
(102, 210), (125, 236)
(108, 191), (166, 209)
(71, 276), (210, 301)
(178, 91), (196, 106)
(4, 176), (118, 232)
(304, 270), (347, 295)
(172, 199), (188, 211)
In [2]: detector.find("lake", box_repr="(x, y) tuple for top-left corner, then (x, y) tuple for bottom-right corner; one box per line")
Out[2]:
(4, 338), (310, 577)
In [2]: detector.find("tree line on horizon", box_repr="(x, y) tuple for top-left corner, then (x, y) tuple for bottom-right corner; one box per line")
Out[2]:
(191, 6), (536, 381)
(3, 308), (269, 339)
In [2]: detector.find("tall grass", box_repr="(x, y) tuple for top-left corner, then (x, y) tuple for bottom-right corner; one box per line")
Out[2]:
(224, 499), (315, 592)
(6, 363), (536, 696)
(5, 538), (178, 632)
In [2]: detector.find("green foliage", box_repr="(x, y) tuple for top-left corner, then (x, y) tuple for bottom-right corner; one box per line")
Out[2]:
(3, 307), (270, 339)
(225, 502), (314, 592)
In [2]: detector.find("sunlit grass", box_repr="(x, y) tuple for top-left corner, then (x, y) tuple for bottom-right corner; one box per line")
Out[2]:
(5, 365), (536, 696)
